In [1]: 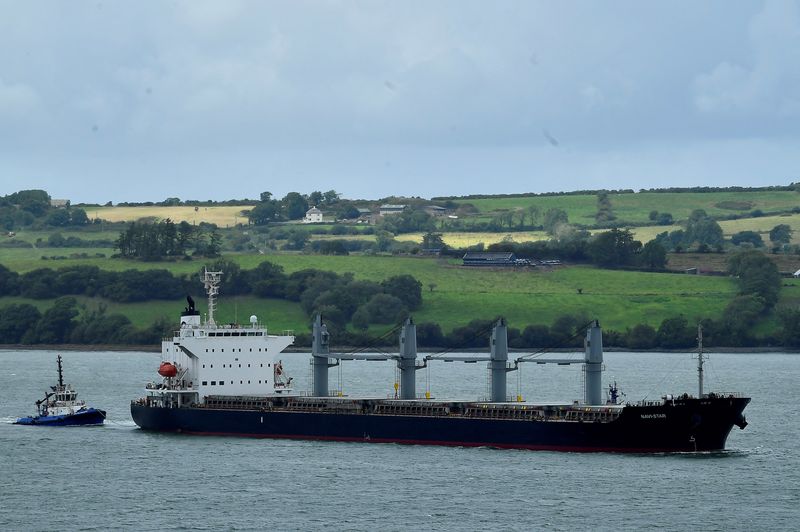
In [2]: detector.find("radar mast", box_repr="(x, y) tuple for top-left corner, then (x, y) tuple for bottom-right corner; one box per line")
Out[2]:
(202, 269), (222, 327)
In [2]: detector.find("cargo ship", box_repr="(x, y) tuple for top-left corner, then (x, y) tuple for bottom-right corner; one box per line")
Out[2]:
(131, 270), (750, 452)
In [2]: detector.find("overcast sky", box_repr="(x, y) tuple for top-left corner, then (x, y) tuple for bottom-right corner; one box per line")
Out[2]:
(1, 0), (799, 203)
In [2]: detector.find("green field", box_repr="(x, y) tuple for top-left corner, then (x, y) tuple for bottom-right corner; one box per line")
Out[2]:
(4, 187), (795, 338)
(453, 190), (800, 225)
(0, 253), (739, 334)
(4, 228), (120, 246)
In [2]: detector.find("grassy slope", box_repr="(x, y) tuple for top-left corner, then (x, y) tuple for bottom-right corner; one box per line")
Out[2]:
(0, 253), (737, 333)
(453, 190), (800, 225)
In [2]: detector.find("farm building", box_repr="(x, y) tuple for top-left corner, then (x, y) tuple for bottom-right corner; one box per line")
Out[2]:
(379, 204), (406, 216)
(462, 252), (519, 267)
(424, 205), (449, 216)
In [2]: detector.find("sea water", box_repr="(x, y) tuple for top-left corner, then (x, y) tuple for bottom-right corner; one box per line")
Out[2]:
(0, 349), (797, 531)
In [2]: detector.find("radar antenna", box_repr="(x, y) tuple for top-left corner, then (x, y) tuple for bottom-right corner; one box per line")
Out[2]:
(697, 324), (705, 398)
(202, 269), (223, 326)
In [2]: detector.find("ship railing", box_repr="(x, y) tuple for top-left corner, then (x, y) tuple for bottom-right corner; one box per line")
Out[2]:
(705, 391), (745, 398)
(631, 400), (665, 407)
(282, 329), (294, 337)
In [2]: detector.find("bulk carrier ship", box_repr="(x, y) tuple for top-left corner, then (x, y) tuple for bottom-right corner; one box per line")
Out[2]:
(131, 270), (750, 452)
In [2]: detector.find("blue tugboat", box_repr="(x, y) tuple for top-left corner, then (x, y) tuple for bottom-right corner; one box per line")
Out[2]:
(15, 355), (106, 426)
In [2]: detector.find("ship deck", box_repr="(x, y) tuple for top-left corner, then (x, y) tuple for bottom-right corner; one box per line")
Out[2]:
(134, 394), (627, 423)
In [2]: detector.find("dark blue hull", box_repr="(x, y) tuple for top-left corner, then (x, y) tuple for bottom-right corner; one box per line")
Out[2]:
(15, 408), (106, 427)
(131, 397), (749, 452)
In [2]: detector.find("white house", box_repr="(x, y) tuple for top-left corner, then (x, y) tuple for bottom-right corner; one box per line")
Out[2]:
(304, 207), (323, 223)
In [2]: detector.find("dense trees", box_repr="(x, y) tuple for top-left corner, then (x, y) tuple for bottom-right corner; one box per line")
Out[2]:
(115, 220), (221, 259)
(281, 192), (309, 220)
(542, 208), (569, 235)
(247, 190), (342, 225)
(0, 303), (41, 343)
(595, 192), (616, 223)
(587, 229), (641, 267)
(770, 224), (792, 245)
(730, 231), (763, 247)
(727, 250), (781, 310)
(377, 208), (435, 234)
(684, 210), (724, 248)
(638, 241), (667, 270)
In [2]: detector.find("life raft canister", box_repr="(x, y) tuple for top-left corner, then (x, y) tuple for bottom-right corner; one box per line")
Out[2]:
(158, 362), (178, 378)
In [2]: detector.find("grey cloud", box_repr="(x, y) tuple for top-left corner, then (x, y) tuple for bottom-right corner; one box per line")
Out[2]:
(694, 0), (800, 117)
(0, 1), (797, 202)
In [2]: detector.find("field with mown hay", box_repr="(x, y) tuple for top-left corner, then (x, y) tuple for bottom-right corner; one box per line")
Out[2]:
(91, 206), (251, 227)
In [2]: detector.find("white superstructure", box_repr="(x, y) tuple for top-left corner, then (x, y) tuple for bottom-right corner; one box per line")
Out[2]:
(145, 269), (295, 408)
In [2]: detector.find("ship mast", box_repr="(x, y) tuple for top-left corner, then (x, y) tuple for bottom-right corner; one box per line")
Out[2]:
(202, 269), (223, 327)
(697, 324), (704, 398)
(57, 354), (64, 388)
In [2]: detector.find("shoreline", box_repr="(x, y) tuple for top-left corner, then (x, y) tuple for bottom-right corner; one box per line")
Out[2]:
(0, 344), (797, 354)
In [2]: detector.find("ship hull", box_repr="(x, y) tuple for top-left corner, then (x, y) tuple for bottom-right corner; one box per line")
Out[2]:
(15, 408), (107, 427)
(131, 397), (749, 453)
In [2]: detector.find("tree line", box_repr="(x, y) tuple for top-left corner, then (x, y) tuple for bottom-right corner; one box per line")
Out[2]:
(115, 219), (221, 260)
(1, 189), (92, 230)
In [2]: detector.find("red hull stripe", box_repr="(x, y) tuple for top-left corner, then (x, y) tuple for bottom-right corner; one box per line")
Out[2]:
(163, 430), (681, 453)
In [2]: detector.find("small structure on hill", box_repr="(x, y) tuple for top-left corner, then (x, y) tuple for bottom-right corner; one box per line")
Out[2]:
(424, 205), (449, 217)
(379, 204), (406, 216)
(462, 252), (518, 267)
(304, 207), (323, 223)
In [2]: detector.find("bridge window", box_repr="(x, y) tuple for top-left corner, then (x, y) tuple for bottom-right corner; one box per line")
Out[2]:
(202, 381), (207, 386)
(211, 381), (216, 385)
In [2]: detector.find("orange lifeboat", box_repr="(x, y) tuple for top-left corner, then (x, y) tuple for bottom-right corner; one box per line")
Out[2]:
(158, 362), (178, 378)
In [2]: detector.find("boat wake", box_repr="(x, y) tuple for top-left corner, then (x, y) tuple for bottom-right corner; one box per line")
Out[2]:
(104, 419), (137, 428)
(656, 449), (750, 459)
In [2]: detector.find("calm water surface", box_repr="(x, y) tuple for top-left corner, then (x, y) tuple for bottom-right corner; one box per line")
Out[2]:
(1, 349), (798, 531)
